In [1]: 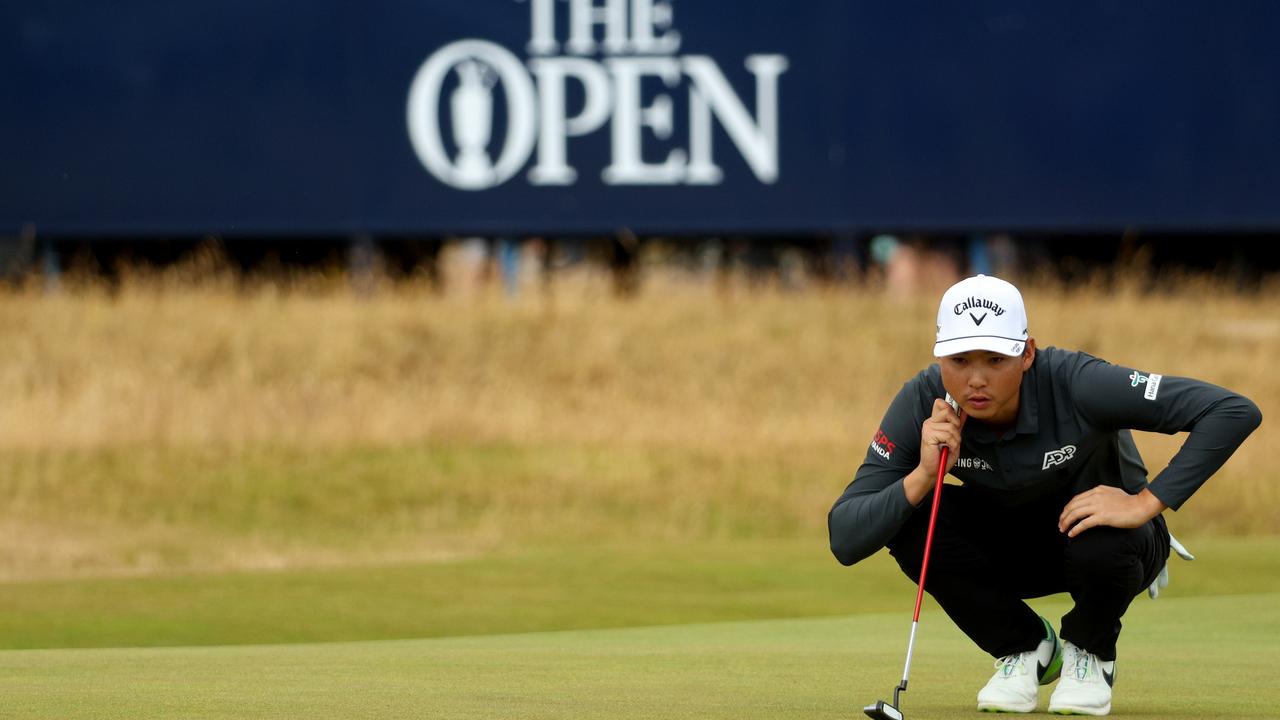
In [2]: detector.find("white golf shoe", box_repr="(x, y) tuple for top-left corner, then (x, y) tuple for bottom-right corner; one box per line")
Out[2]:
(977, 618), (1063, 713)
(1048, 641), (1114, 716)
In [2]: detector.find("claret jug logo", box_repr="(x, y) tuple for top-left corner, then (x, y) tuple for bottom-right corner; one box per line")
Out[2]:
(407, 0), (789, 190)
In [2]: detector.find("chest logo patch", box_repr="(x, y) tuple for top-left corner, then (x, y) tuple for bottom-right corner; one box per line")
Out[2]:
(1042, 445), (1077, 470)
(954, 456), (994, 471)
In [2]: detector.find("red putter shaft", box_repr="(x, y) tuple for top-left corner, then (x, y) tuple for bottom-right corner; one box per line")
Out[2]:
(913, 403), (965, 622)
(912, 444), (948, 623)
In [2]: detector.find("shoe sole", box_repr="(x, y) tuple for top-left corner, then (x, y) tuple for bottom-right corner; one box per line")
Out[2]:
(1048, 703), (1111, 716)
(978, 702), (1036, 713)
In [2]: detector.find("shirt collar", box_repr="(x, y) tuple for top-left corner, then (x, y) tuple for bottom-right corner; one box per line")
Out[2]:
(1013, 358), (1040, 436)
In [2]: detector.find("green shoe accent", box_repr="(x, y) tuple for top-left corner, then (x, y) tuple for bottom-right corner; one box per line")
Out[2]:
(1038, 616), (1063, 685)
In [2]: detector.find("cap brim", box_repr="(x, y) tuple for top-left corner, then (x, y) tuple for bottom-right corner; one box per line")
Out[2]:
(933, 336), (1026, 358)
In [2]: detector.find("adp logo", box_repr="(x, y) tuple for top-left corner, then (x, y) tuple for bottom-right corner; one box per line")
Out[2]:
(406, 0), (789, 190)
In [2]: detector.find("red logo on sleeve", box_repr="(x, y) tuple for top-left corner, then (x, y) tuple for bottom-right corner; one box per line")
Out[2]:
(871, 429), (896, 460)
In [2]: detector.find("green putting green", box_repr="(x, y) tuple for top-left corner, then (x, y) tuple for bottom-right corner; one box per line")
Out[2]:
(3, 592), (1278, 720)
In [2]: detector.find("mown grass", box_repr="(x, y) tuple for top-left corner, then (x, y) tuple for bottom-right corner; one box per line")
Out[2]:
(4, 591), (1279, 720)
(1, 536), (1276, 650)
(0, 443), (839, 579)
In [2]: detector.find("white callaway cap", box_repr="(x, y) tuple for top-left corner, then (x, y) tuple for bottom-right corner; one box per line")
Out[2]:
(933, 274), (1029, 357)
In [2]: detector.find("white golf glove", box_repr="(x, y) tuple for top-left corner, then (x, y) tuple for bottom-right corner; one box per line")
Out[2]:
(1148, 531), (1196, 599)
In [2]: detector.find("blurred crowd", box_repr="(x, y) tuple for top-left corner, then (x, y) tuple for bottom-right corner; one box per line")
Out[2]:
(2, 231), (1275, 295)
(449, 234), (1025, 298)
(399, 233), (1272, 297)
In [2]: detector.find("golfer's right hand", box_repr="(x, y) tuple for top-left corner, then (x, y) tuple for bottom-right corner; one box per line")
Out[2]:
(903, 399), (964, 505)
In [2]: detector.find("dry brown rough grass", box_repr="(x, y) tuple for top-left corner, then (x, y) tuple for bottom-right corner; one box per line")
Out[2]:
(0, 269), (1275, 578)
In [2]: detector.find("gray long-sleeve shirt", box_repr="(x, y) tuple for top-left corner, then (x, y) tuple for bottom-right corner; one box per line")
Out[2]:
(828, 346), (1262, 567)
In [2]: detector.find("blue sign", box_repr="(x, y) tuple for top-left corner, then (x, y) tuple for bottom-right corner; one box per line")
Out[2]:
(5, 1), (1280, 235)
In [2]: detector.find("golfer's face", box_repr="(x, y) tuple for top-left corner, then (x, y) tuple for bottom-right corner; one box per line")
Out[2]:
(939, 348), (1031, 425)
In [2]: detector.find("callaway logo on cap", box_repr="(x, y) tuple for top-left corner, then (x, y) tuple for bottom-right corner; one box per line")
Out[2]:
(933, 274), (1029, 357)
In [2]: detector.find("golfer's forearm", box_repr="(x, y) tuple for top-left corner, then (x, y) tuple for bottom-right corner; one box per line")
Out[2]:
(1148, 394), (1262, 509)
(1135, 488), (1167, 519)
(901, 466), (932, 506)
(828, 481), (914, 566)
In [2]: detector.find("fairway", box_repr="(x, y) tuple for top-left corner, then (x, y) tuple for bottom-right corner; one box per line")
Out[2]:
(4, 592), (1278, 720)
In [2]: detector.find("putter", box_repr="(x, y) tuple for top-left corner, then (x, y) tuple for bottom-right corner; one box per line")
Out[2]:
(863, 397), (960, 720)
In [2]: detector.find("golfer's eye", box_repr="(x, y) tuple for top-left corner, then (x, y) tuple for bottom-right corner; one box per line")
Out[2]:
(990, 357), (1005, 367)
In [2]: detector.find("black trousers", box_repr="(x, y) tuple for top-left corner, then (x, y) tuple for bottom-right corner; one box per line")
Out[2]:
(886, 484), (1170, 662)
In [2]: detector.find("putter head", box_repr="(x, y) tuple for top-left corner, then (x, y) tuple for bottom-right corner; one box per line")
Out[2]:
(863, 700), (903, 720)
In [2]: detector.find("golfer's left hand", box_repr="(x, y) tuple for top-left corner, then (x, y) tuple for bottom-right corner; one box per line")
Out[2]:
(1058, 486), (1167, 537)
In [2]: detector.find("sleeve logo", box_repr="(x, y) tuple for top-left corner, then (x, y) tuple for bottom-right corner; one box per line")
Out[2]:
(1128, 371), (1163, 400)
(870, 429), (896, 460)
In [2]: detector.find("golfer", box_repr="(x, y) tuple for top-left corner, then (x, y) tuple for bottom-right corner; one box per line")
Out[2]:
(829, 274), (1261, 715)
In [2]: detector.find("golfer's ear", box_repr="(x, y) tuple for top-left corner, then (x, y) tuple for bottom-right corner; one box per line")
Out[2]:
(1021, 338), (1037, 371)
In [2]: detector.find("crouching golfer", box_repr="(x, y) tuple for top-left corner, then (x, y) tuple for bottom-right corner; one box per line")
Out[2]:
(829, 275), (1261, 715)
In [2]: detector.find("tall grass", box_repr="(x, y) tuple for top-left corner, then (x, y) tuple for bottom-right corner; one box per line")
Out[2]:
(0, 268), (1275, 579)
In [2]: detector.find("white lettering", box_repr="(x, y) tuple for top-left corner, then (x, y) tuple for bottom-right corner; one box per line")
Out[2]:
(1042, 445), (1077, 470)
(408, 2), (788, 189)
(954, 457), (994, 471)
(528, 58), (613, 185)
(568, 0), (628, 55)
(630, 0), (681, 54)
(527, 0), (558, 55)
(602, 57), (686, 184)
(684, 54), (788, 184)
